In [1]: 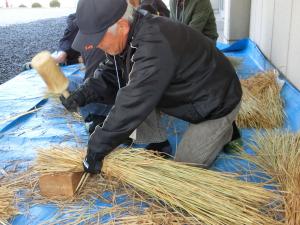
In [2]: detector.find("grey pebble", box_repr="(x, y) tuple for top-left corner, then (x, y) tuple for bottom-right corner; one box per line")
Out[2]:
(0, 17), (67, 84)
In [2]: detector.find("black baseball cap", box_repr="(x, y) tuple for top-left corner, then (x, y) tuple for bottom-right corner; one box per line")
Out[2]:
(72, 0), (128, 52)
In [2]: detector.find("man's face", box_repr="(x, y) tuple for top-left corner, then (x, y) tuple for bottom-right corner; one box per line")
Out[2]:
(97, 19), (130, 56)
(129, 0), (140, 7)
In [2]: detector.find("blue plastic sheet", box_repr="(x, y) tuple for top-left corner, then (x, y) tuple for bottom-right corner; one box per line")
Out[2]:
(1, 39), (300, 224)
(0, 65), (88, 169)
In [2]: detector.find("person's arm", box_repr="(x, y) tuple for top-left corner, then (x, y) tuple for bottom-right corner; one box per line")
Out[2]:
(60, 59), (120, 111)
(58, 13), (78, 52)
(188, 1), (211, 33)
(140, 0), (170, 17)
(154, 0), (170, 17)
(52, 51), (67, 64)
(84, 36), (176, 173)
(57, 13), (80, 63)
(82, 60), (120, 105)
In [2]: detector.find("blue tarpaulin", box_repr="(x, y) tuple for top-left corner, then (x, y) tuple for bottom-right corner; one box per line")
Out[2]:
(1, 39), (300, 224)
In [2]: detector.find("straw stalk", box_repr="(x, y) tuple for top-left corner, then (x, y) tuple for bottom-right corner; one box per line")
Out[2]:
(0, 186), (17, 224)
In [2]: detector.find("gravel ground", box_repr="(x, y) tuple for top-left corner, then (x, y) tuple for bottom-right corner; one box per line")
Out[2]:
(0, 17), (67, 84)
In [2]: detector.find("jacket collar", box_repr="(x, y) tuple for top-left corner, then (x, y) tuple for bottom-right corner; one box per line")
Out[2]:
(119, 9), (147, 57)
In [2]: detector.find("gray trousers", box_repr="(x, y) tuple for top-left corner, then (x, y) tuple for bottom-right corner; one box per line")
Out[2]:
(133, 109), (168, 144)
(134, 104), (240, 168)
(175, 104), (240, 168)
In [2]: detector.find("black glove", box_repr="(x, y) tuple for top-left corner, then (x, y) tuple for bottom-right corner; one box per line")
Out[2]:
(88, 115), (106, 134)
(83, 151), (103, 174)
(59, 89), (85, 112)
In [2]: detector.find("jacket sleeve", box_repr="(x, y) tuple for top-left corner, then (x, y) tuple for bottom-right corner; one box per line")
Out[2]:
(155, 0), (170, 17)
(140, 0), (170, 17)
(79, 60), (120, 105)
(188, 1), (211, 33)
(58, 13), (79, 54)
(87, 35), (176, 161)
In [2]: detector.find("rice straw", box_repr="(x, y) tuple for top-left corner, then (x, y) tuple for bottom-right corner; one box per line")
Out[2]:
(103, 205), (199, 225)
(34, 146), (85, 174)
(0, 186), (17, 223)
(103, 148), (282, 225)
(242, 130), (300, 225)
(13, 164), (184, 224)
(237, 71), (284, 128)
(33, 146), (282, 224)
(0, 107), (41, 125)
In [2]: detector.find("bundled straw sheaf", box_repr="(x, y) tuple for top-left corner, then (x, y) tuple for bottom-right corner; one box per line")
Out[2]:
(103, 148), (281, 225)
(33, 147), (194, 224)
(237, 71), (284, 128)
(0, 186), (17, 224)
(244, 130), (300, 225)
(34, 147), (281, 224)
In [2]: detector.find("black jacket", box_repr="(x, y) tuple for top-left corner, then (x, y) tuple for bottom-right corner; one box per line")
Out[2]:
(141, 0), (170, 17)
(59, 13), (81, 65)
(80, 11), (242, 161)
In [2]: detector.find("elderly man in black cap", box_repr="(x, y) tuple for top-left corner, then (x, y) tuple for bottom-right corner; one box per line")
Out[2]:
(60, 0), (242, 173)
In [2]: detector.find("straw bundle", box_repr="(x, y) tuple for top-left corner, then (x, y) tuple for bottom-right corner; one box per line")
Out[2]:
(244, 130), (300, 225)
(103, 148), (281, 225)
(0, 186), (17, 223)
(32, 148), (189, 224)
(237, 71), (284, 128)
(33, 147), (121, 203)
(34, 147), (281, 224)
(34, 147), (85, 174)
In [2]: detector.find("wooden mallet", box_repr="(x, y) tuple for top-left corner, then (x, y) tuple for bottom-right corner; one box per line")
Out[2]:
(31, 51), (70, 98)
(32, 52), (90, 196)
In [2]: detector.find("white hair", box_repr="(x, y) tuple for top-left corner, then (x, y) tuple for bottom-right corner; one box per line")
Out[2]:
(107, 3), (134, 34)
(122, 1), (135, 23)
